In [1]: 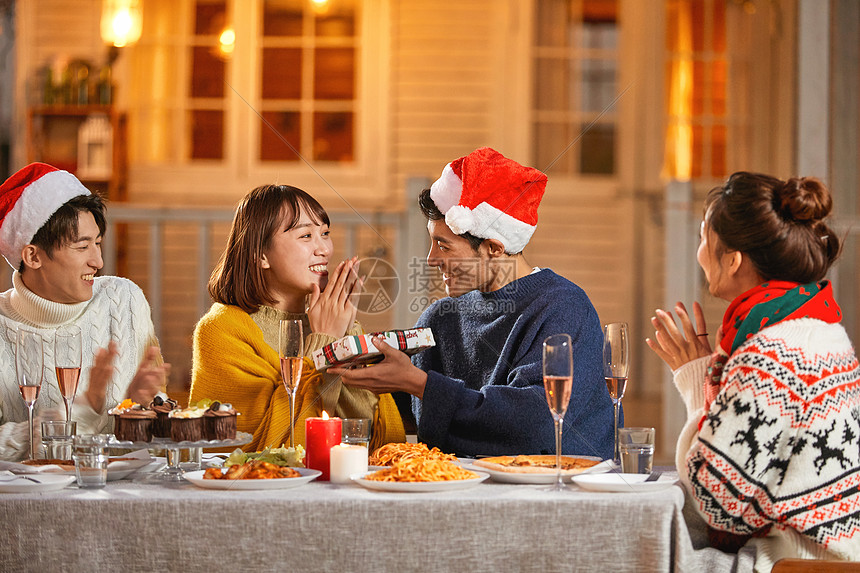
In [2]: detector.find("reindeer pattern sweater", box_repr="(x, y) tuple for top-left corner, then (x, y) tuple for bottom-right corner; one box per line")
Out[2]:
(673, 318), (860, 571)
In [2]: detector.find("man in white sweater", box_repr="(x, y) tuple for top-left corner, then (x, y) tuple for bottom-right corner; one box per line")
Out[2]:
(0, 163), (169, 461)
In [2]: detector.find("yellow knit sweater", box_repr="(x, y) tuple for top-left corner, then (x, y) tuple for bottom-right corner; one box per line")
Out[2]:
(190, 303), (405, 452)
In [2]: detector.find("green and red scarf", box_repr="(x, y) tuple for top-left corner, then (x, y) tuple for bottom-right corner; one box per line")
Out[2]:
(702, 280), (842, 415)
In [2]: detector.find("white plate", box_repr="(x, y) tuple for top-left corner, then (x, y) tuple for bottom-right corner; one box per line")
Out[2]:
(465, 457), (612, 484)
(572, 472), (678, 493)
(183, 467), (321, 490)
(0, 452), (154, 481)
(351, 470), (489, 492)
(0, 474), (76, 493)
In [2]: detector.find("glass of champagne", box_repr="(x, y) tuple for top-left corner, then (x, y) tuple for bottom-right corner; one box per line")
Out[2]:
(54, 325), (82, 422)
(278, 319), (304, 448)
(603, 322), (629, 463)
(543, 333), (573, 492)
(16, 328), (45, 460)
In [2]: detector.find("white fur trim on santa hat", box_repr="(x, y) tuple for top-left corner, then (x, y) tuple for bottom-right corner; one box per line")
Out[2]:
(444, 205), (475, 236)
(445, 201), (536, 254)
(0, 170), (90, 269)
(429, 163), (462, 215)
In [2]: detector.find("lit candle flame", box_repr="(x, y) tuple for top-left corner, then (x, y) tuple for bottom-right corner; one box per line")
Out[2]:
(321, 411), (329, 420)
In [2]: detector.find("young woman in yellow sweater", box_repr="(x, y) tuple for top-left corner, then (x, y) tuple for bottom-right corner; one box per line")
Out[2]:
(190, 184), (404, 452)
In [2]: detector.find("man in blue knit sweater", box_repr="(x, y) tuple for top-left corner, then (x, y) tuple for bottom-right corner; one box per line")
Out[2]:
(335, 148), (613, 458)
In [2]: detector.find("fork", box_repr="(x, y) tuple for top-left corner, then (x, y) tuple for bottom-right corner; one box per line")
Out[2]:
(644, 469), (663, 482)
(0, 475), (43, 484)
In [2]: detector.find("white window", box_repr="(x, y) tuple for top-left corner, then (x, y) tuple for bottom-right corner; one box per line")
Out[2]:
(531, 0), (620, 176)
(128, 0), (371, 173)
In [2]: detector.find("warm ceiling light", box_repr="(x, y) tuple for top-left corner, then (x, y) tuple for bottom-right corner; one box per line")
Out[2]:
(310, 0), (330, 15)
(101, 0), (142, 48)
(219, 28), (235, 57)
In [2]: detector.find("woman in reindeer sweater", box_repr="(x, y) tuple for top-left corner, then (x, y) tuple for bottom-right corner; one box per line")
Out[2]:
(647, 172), (859, 571)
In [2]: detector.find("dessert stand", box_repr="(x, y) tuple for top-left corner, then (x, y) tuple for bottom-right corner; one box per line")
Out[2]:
(107, 432), (252, 482)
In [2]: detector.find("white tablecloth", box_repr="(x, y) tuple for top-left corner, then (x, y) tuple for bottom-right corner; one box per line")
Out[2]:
(0, 469), (754, 572)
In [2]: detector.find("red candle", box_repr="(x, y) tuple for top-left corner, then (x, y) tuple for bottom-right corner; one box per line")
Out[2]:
(305, 411), (342, 481)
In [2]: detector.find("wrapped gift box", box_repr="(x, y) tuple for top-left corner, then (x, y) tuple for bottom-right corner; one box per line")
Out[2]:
(312, 328), (435, 371)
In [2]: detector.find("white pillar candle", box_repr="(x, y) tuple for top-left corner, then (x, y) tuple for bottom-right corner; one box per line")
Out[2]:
(329, 444), (368, 484)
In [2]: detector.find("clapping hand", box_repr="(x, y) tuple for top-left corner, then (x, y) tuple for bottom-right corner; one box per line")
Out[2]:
(86, 343), (170, 412)
(646, 301), (716, 370)
(126, 346), (171, 405)
(307, 256), (363, 339)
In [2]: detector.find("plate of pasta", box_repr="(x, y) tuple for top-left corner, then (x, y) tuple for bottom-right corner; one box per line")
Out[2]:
(368, 442), (458, 466)
(351, 458), (489, 492)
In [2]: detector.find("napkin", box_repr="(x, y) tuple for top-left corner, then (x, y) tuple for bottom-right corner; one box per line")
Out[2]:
(312, 328), (436, 371)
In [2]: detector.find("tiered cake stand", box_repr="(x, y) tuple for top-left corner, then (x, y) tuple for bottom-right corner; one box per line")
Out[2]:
(108, 432), (252, 481)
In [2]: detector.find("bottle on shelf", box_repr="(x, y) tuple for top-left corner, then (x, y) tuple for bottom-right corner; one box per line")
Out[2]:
(98, 65), (113, 106)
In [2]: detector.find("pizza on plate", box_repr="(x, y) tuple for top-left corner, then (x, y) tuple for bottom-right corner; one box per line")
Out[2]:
(21, 458), (75, 470)
(472, 455), (601, 474)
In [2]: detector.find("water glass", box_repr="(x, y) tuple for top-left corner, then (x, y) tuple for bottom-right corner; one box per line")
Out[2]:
(73, 434), (109, 488)
(341, 418), (371, 448)
(619, 427), (655, 474)
(41, 420), (76, 460)
(73, 452), (108, 487)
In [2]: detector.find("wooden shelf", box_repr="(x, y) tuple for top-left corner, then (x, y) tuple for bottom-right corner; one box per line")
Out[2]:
(26, 105), (127, 202)
(28, 104), (115, 116)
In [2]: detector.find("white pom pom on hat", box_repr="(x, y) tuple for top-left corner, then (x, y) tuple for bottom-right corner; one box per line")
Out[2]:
(0, 163), (91, 269)
(428, 147), (548, 254)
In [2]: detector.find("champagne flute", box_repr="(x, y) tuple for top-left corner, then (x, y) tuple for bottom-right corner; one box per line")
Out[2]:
(603, 322), (629, 464)
(543, 333), (573, 491)
(54, 325), (82, 422)
(16, 328), (45, 460)
(278, 319), (304, 448)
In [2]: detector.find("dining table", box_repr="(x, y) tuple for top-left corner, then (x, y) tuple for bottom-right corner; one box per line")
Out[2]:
(0, 465), (755, 572)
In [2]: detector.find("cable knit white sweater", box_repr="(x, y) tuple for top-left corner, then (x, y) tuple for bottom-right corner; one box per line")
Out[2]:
(0, 272), (158, 461)
(673, 318), (860, 572)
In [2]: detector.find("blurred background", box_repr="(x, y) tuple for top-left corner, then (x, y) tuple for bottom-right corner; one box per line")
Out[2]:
(0, 0), (858, 461)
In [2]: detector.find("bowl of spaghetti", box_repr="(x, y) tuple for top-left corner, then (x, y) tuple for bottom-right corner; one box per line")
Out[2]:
(352, 457), (489, 492)
(368, 442), (457, 466)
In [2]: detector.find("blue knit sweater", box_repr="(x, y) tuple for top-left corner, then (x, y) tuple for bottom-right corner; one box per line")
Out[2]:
(412, 269), (614, 458)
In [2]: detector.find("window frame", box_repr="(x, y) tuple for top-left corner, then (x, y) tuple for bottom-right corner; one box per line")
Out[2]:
(125, 0), (389, 203)
(527, 0), (622, 180)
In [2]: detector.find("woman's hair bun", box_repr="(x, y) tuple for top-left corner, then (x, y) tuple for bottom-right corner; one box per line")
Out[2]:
(775, 176), (832, 223)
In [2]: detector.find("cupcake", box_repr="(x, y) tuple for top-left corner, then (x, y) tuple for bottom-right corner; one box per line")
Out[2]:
(149, 394), (178, 438)
(204, 402), (239, 440)
(109, 399), (156, 442)
(168, 406), (206, 443)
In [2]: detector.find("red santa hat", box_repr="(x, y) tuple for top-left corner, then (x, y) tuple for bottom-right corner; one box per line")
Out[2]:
(0, 163), (91, 269)
(429, 147), (547, 254)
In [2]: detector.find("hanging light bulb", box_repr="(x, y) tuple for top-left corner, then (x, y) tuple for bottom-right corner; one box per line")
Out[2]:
(311, 0), (330, 15)
(101, 0), (143, 48)
(219, 27), (235, 58)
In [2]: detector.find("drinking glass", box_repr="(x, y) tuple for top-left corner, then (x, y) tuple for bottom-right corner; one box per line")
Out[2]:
(543, 333), (573, 491)
(73, 434), (109, 488)
(16, 328), (45, 460)
(54, 325), (82, 422)
(342, 418), (371, 448)
(603, 322), (630, 463)
(619, 427), (655, 474)
(278, 319), (304, 448)
(41, 420), (76, 460)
